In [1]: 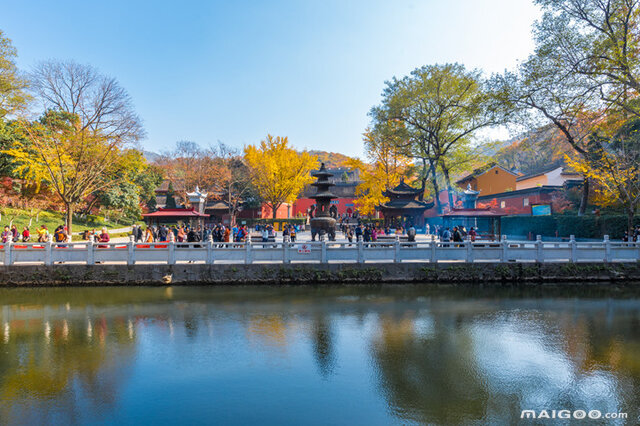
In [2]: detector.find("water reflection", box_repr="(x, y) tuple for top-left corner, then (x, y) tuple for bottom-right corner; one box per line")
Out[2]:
(0, 286), (638, 425)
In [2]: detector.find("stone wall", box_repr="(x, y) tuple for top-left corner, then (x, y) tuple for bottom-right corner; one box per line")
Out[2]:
(0, 262), (639, 286)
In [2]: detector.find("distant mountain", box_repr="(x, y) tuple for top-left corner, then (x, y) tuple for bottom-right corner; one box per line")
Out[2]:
(308, 150), (356, 168)
(493, 125), (572, 175)
(143, 150), (161, 163)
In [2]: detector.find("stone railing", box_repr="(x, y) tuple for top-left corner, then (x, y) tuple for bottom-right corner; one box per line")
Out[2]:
(0, 235), (638, 265)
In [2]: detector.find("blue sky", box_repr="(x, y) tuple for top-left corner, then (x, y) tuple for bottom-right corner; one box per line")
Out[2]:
(3, 0), (539, 157)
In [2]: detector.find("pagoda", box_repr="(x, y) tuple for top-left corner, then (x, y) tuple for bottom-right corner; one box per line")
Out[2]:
(377, 179), (433, 228)
(310, 163), (337, 241)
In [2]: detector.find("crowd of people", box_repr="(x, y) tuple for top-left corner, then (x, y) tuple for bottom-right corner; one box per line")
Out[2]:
(130, 223), (256, 244)
(622, 226), (640, 242)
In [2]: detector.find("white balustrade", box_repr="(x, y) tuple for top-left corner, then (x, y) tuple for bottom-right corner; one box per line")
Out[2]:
(0, 238), (637, 265)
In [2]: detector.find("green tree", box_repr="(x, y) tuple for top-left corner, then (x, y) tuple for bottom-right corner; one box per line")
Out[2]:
(0, 29), (29, 120)
(374, 63), (500, 212)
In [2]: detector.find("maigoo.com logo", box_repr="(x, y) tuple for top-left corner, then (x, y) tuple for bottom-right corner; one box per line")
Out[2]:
(520, 410), (627, 420)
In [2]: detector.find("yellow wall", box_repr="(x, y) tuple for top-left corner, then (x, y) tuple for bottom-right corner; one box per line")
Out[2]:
(516, 175), (547, 190)
(468, 166), (517, 196)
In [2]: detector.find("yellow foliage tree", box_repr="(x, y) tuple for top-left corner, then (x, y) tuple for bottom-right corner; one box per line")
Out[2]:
(244, 135), (318, 219)
(3, 111), (130, 235)
(346, 127), (414, 216)
(565, 118), (640, 234)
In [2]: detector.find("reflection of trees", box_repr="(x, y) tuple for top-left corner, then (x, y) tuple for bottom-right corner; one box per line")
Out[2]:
(0, 317), (136, 424)
(371, 306), (640, 424)
(311, 315), (335, 378)
(246, 315), (289, 352)
(371, 313), (490, 424)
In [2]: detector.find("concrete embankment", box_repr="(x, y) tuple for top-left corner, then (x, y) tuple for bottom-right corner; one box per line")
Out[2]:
(0, 262), (639, 286)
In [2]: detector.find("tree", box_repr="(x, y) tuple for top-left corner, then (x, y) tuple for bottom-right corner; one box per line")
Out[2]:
(29, 60), (144, 142)
(156, 141), (225, 202)
(210, 142), (260, 226)
(566, 118), (640, 234)
(374, 63), (500, 212)
(84, 149), (163, 221)
(534, 0), (640, 117)
(244, 135), (317, 219)
(2, 111), (135, 235)
(346, 125), (415, 216)
(0, 29), (29, 119)
(496, 0), (640, 215)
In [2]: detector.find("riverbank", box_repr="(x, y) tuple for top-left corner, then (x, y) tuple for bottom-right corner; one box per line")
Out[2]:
(1, 262), (640, 286)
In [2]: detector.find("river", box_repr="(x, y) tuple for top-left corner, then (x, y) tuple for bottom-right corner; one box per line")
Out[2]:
(0, 285), (639, 425)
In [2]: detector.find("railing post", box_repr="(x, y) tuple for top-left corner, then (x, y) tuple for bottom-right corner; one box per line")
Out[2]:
(501, 235), (507, 263)
(536, 235), (543, 263)
(321, 241), (327, 264)
(604, 235), (611, 263)
(394, 235), (400, 263)
(569, 235), (576, 263)
(207, 235), (214, 265)
(87, 238), (94, 265)
(466, 236), (473, 263)
(127, 235), (135, 265)
(430, 235), (436, 263)
(45, 237), (53, 266)
(168, 240), (176, 265)
(245, 240), (252, 264)
(357, 239), (364, 263)
(4, 236), (12, 266)
(283, 241), (290, 264)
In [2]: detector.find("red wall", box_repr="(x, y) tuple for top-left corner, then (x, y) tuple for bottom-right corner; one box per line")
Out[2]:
(261, 203), (291, 219)
(477, 191), (559, 215)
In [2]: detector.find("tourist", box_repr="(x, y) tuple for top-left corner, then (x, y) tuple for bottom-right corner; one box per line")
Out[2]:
(452, 226), (463, 246)
(425, 223), (430, 235)
(407, 225), (416, 242)
(442, 227), (451, 244)
(355, 224), (362, 242)
(37, 225), (49, 242)
(262, 226), (269, 242)
(98, 228), (110, 243)
(144, 226), (154, 243)
(11, 225), (19, 242)
(177, 226), (186, 242)
(224, 226), (230, 242)
(54, 226), (67, 247)
(469, 227), (477, 242)
(371, 226), (378, 242)
(187, 227), (199, 243)
(22, 226), (30, 242)
(290, 225), (297, 243)
(158, 224), (169, 242)
(363, 225), (371, 243)
(2, 226), (10, 243)
(283, 224), (290, 243)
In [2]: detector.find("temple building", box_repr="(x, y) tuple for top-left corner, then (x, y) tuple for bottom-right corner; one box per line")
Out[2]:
(377, 180), (433, 228)
(142, 187), (209, 228)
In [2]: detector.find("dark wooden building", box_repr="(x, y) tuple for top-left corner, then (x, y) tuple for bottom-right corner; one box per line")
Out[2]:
(377, 180), (433, 228)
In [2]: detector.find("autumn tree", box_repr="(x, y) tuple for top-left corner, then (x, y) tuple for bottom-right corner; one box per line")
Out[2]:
(346, 124), (414, 216)
(156, 141), (225, 203)
(0, 29), (29, 119)
(244, 135), (317, 219)
(3, 111), (136, 235)
(374, 63), (500, 212)
(210, 142), (260, 225)
(566, 118), (640, 234)
(533, 0), (640, 117)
